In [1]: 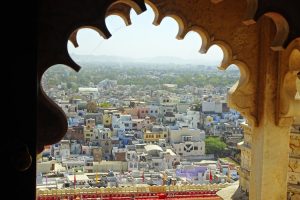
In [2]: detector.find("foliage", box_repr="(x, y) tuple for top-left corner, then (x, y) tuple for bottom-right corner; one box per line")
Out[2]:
(205, 136), (227, 157)
(43, 63), (240, 89)
(99, 102), (112, 108)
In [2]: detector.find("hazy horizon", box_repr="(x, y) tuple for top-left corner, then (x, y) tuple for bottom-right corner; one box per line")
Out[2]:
(68, 4), (224, 66)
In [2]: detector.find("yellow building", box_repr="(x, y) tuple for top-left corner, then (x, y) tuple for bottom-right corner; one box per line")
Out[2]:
(102, 111), (112, 128)
(84, 126), (94, 141)
(143, 127), (168, 143)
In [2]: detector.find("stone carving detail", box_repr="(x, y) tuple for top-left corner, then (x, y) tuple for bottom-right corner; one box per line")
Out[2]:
(241, 149), (251, 171)
(278, 39), (300, 126)
(288, 158), (300, 185)
(290, 133), (300, 156)
(238, 123), (251, 193)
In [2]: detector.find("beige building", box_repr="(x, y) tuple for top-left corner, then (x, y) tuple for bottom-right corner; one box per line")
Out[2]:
(37, 160), (56, 174)
(93, 161), (128, 172)
(102, 110), (113, 128)
(170, 127), (205, 157)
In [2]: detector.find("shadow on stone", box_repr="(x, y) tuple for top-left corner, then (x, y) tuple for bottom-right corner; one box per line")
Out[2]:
(217, 181), (248, 200)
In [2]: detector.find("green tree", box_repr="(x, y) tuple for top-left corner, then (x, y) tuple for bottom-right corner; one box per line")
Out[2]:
(205, 136), (227, 157)
(99, 102), (112, 108)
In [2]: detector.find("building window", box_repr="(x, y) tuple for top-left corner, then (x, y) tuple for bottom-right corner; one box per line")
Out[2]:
(183, 136), (192, 142)
(194, 146), (198, 150)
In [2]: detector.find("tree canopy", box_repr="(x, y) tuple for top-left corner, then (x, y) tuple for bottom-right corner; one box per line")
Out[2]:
(205, 136), (227, 157)
(99, 102), (112, 108)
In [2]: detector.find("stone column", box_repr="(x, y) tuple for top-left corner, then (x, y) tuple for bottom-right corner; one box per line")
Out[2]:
(287, 120), (300, 199)
(237, 123), (252, 194)
(246, 14), (300, 199)
(250, 123), (291, 199)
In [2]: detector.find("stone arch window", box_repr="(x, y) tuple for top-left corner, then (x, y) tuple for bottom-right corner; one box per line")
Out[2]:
(36, 1), (300, 199)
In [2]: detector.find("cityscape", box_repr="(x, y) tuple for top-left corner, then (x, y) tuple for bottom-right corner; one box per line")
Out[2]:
(37, 56), (245, 199)
(33, 1), (300, 200)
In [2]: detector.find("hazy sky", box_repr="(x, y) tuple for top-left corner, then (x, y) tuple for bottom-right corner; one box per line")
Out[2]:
(68, 5), (224, 66)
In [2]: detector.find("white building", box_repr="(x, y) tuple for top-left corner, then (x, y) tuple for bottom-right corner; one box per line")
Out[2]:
(147, 105), (160, 118)
(202, 101), (223, 113)
(169, 127), (205, 157)
(112, 113), (133, 132)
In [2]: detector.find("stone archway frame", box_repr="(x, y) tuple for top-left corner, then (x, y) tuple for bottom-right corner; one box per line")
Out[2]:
(38, 1), (300, 199)
(67, 1), (300, 199)
(74, 0), (259, 127)
(38, 0), (297, 154)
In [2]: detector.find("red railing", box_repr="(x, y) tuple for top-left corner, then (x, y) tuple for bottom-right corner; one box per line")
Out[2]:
(37, 190), (221, 200)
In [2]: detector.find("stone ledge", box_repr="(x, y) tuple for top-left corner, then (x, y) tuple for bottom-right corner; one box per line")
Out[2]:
(216, 181), (248, 200)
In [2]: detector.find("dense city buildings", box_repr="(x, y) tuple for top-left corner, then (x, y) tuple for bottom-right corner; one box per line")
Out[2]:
(37, 63), (244, 194)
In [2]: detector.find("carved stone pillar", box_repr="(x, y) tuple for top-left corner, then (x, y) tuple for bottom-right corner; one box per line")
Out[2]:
(237, 123), (252, 194)
(288, 120), (300, 199)
(247, 16), (299, 199)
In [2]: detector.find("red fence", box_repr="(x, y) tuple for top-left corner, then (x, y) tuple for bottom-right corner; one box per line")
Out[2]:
(37, 190), (221, 200)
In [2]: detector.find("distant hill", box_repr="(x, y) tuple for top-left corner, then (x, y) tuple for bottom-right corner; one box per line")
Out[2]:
(70, 54), (218, 68)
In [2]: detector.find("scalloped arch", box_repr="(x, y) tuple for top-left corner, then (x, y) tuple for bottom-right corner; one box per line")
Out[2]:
(261, 12), (289, 51)
(289, 47), (300, 71)
(106, 3), (133, 26)
(227, 60), (256, 125)
(110, 0), (146, 15)
(180, 26), (211, 54)
(144, 0), (160, 25)
(210, 40), (233, 70)
(68, 24), (112, 51)
(164, 14), (187, 40)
